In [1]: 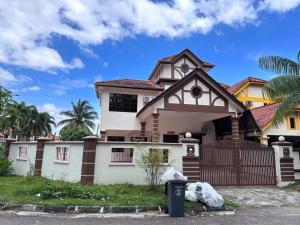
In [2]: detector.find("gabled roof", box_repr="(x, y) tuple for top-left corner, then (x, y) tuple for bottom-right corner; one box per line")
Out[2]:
(138, 68), (246, 117)
(251, 103), (280, 129)
(148, 48), (214, 80)
(227, 77), (267, 94)
(95, 79), (164, 91)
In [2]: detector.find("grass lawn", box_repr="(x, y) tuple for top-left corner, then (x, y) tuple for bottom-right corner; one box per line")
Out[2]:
(0, 176), (238, 208)
(286, 181), (300, 192)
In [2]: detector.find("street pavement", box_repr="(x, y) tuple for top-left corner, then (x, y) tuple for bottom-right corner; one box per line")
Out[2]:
(1, 207), (300, 225)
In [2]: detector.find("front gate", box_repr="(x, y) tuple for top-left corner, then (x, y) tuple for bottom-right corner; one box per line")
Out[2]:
(183, 140), (276, 186)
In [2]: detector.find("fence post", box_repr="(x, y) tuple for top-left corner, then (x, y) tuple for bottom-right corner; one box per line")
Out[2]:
(35, 137), (51, 176)
(272, 137), (295, 187)
(81, 135), (98, 184)
(4, 138), (16, 159)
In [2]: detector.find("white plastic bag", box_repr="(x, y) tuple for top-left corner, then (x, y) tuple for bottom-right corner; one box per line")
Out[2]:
(185, 190), (197, 202)
(187, 182), (224, 208)
(160, 167), (187, 183)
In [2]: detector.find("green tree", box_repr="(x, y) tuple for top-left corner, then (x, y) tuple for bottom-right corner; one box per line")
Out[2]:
(0, 85), (14, 130)
(57, 100), (98, 131)
(259, 51), (300, 126)
(59, 124), (92, 141)
(3, 102), (55, 140)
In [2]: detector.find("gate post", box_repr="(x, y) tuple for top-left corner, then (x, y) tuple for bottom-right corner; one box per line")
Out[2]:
(272, 137), (295, 187)
(181, 132), (200, 182)
(231, 116), (241, 185)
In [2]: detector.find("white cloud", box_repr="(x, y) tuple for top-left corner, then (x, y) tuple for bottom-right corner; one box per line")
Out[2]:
(259, 0), (300, 12)
(0, 67), (32, 87)
(50, 78), (92, 95)
(27, 86), (41, 91)
(0, 0), (299, 72)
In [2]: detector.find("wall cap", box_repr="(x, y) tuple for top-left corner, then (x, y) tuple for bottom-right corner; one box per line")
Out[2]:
(36, 137), (52, 141)
(5, 138), (17, 142)
(271, 141), (293, 146)
(83, 135), (99, 140)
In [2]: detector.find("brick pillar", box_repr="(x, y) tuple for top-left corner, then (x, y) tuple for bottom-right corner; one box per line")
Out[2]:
(81, 136), (98, 184)
(99, 130), (106, 141)
(35, 137), (51, 176)
(272, 139), (295, 187)
(152, 113), (159, 142)
(4, 138), (16, 159)
(140, 122), (146, 137)
(231, 117), (240, 142)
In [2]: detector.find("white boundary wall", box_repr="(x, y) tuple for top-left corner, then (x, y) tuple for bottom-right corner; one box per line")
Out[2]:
(9, 142), (37, 176)
(94, 142), (186, 185)
(41, 142), (84, 182)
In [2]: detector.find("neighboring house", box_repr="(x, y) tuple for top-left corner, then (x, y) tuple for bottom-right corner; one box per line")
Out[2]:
(227, 77), (272, 109)
(95, 49), (260, 144)
(227, 76), (300, 147)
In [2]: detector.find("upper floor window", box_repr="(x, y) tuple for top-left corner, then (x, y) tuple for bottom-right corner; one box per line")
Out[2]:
(109, 93), (137, 112)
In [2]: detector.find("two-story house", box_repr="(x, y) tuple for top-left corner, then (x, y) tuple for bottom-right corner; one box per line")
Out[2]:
(95, 49), (259, 144)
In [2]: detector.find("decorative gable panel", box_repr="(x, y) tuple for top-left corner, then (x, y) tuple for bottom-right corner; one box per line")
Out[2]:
(164, 75), (228, 113)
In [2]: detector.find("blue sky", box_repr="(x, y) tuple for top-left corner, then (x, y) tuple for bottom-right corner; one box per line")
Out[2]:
(0, 0), (299, 128)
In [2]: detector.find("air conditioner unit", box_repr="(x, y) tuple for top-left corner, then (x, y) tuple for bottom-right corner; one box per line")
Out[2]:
(244, 100), (253, 107)
(143, 96), (153, 104)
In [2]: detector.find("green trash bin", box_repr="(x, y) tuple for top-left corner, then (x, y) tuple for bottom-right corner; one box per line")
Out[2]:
(166, 180), (187, 217)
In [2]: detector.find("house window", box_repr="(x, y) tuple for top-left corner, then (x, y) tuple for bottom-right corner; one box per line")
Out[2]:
(109, 93), (137, 112)
(290, 117), (296, 129)
(107, 136), (125, 142)
(163, 134), (179, 143)
(149, 148), (169, 163)
(56, 147), (69, 161)
(18, 146), (27, 159)
(111, 148), (133, 163)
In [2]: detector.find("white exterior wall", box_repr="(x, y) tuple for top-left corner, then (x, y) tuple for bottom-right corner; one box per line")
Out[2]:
(100, 89), (160, 131)
(293, 150), (300, 180)
(41, 143), (84, 182)
(94, 142), (185, 185)
(247, 86), (264, 98)
(9, 142), (37, 176)
(264, 122), (300, 136)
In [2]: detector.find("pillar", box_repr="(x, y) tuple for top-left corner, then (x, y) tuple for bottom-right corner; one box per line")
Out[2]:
(231, 116), (240, 142)
(4, 138), (16, 159)
(99, 130), (106, 142)
(272, 138), (295, 187)
(140, 122), (146, 137)
(34, 137), (51, 176)
(81, 136), (98, 184)
(152, 113), (160, 142)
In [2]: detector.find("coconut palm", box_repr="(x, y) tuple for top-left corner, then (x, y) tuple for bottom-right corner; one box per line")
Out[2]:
(3, 102), (55, 140)
(57, 100), (98, 131)
(258, 51), (300, 126)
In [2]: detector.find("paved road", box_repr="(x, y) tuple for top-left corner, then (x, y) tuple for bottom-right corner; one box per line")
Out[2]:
(1, 207), (300, 225)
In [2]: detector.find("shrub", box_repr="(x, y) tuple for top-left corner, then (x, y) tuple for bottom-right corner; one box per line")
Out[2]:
(59, 125), (92, 141)
(0, 158), (13, 176)
(40, 184), (111, 201)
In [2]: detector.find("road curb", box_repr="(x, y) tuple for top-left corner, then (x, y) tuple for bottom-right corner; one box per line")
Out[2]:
(0, 203), (163, 214)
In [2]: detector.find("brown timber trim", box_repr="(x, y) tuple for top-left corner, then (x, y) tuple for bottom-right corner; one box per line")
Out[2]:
(81, 136), (98, 184)
(34, 137), (51, 176)
(280, 157), (295, 181)
(140, 122), (146, 137)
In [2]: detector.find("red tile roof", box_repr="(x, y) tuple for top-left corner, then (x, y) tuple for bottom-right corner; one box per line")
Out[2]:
(219, 83), (230, 89)
(251, 103), (280, 128)
(95, 79), (164, 90)
(227, 77), (267, 94)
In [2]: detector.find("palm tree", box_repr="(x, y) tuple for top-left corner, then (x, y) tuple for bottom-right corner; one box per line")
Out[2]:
(3, 102), (55, 140)
(258, 51), (300, 126)
(58, 100), (98, 131)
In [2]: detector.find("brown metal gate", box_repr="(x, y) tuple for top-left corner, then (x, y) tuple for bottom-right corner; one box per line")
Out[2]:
(184, 140), (276, 186)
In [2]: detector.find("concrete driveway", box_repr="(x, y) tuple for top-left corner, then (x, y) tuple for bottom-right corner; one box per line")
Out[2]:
(217, 187), (300, 208)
